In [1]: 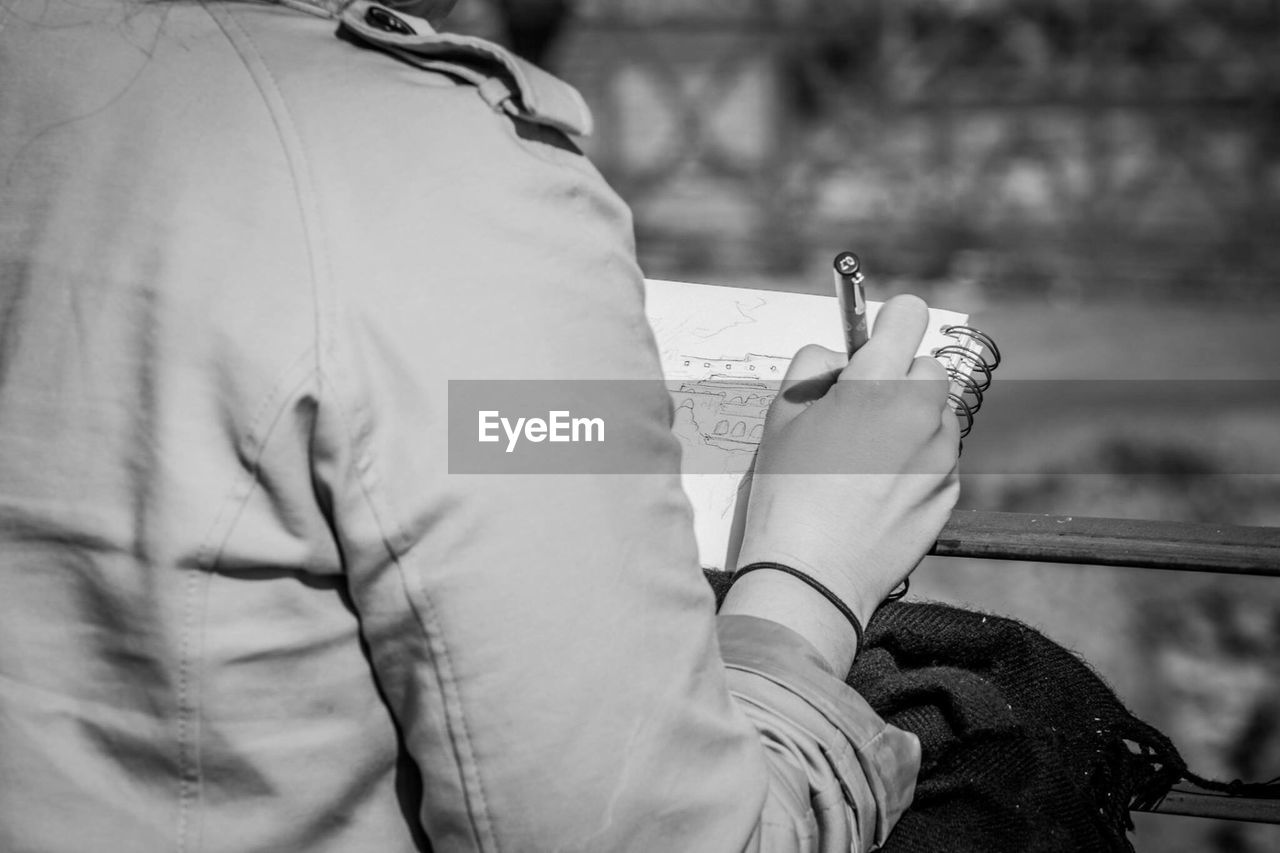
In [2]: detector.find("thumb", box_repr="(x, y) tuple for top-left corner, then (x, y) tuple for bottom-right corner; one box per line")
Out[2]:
(766, 344), (847, 433)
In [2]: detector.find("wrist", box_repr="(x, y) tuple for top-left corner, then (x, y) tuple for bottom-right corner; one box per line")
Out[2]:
(732, 545), (879, 628)
(720, 566), (860, 675)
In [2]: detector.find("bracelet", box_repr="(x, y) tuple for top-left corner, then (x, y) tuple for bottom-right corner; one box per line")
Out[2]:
(731, 562), (864, 652)
(887, 578), (910, 600)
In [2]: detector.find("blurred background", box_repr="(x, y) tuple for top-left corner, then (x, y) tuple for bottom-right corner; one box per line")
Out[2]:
(451, 1), (1280, 849)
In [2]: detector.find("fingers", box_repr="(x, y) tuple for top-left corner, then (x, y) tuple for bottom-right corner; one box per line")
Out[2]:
(906, 353), (947, 383)
(916, 351), (963, 441)
(907, 354), (952, 409)
(905, 355), (962, 471)
(917, 352), (964, 452)
(931, 381), (964, 469)
(940, 398), (962, 447)
(841, 295), (929, 380)
(767, 344), (846, 431)
(785, 343), (847, 383)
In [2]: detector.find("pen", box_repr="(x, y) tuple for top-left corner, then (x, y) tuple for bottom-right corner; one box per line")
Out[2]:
(833, 251), (869, 359)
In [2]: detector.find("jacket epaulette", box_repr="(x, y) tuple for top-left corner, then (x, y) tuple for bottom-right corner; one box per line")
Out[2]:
(339, 0), (593, 137)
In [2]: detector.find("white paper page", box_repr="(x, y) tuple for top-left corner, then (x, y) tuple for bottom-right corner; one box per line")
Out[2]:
(644, 278), (969, 570)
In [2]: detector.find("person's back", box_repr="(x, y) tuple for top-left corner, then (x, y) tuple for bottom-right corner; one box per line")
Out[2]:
(1, 2), (956, 850)
(0, 2), (428, 848)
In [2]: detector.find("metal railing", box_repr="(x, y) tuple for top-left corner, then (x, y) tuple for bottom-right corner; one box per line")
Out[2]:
(932, 511), (1280, 579)
(930, 510), (1280, 824)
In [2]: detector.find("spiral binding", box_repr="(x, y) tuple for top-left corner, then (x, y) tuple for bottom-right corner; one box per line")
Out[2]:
(934, 325), (1002, 438)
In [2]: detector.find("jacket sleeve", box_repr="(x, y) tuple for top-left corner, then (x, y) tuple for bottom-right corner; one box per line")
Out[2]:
(297, 27), (920, 852)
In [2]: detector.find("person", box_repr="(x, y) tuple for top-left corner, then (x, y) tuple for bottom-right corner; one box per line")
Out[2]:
(0, 0), (959, 850)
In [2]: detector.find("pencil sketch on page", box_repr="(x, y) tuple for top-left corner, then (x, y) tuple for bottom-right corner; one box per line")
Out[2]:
(643, 278), (969, 570)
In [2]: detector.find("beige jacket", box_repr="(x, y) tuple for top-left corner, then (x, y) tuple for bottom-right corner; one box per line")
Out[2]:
(0, 1), (919, 850)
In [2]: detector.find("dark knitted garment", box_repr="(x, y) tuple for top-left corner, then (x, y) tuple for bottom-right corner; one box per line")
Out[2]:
(849, 600), (1188, 853)
(705, 571), (1185, 853)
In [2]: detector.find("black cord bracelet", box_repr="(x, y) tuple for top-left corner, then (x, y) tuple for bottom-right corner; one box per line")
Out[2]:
(731, 562), (864, 652)
(887, 578), (910, 601)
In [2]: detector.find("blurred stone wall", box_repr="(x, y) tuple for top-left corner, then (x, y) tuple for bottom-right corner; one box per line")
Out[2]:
(538, 0), (1280, 299)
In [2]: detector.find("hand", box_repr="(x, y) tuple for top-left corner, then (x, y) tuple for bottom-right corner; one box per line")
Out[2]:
(730, 295), (960, 629)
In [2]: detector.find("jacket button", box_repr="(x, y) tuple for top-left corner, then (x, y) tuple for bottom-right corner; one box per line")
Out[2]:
(365, 6), (415, 36)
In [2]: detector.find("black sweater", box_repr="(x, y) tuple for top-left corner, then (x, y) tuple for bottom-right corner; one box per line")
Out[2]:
(707, 572), (1186, 853)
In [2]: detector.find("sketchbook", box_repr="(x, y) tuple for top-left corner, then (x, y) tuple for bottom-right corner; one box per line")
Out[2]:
(644, 278), (1000, 570)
